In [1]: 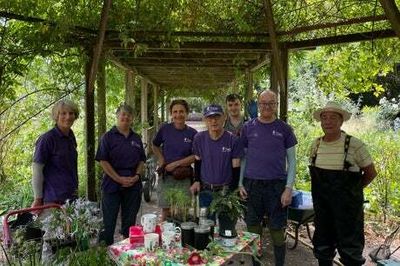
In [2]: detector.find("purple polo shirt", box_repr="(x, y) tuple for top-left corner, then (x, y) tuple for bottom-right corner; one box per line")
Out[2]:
(193, 131), (243, 185)
(152, 123), (197, 164)
(240, 118), (297, 180)
(33, 126), (78, 203)
(95, 126), (146, 193)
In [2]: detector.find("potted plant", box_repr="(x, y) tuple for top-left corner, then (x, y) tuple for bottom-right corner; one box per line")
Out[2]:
(209, 189), (245, 240)
(40, 198), (102, 254)
(165, 188), (191, 223)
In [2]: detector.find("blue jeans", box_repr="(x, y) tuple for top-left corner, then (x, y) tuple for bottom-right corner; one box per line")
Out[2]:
(99, 184), (142, 245)
(199, 189), (217, 220)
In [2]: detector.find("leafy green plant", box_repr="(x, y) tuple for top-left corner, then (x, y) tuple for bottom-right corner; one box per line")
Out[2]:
(1, 227), (43, 266)
(51, 245), (113, 266)
(209, 189), (245, 221)
(40, 198), (102, 245)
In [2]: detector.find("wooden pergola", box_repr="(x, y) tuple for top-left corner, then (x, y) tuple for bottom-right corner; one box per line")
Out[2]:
(2, 0), (399, 200)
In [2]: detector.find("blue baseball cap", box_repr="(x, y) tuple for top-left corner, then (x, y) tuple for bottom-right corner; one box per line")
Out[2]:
(203, 104), (224, 117)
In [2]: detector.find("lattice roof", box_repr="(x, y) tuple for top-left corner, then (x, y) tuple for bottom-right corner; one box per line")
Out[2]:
(1, 0), (399, 89)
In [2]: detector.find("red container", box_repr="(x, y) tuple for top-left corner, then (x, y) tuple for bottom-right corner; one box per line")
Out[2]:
(155, 224), (162, 243)
(129, 226), (144, 247)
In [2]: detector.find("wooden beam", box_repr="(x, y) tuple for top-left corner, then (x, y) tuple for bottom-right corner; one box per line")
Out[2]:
(379, 0), (400, 38)
(107, 53), (159, 86)
(1, 10), (389, 42)
(112, 51), (263, 60)
(105, 41), (272, 52)
(250, 54), (270, 72)
(87, 0), (112, 94)
(122, 59), (256, 67)
(286, 29), (396, 49)
(279, 14), (387, 36)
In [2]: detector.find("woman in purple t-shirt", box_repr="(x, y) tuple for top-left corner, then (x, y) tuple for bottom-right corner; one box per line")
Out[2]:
(96, 104), (146, 245)
(152, 99), (197, 221)
(32, 99), (79, 209)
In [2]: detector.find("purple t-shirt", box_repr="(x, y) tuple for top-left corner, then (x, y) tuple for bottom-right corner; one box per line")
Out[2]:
(240, 118), (297, 180)
(33, 126), (78, 203)
(193, 131), (243, 185)
(96, 126), (146, 193)
(152, 123), (197, 164)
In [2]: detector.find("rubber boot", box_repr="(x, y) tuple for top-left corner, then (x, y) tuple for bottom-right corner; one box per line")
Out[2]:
(274, 245), (286, 266)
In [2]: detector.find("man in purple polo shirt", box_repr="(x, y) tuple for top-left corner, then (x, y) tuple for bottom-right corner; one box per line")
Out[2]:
(190, 104), (242, 209)
(96, 104), (146, 245)
(239, 90), (297, 266)
(32, 99), (79, 208)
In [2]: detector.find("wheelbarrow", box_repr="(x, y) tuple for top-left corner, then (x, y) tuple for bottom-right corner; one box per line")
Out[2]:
(287, 206), (315, 249)
(2, 204), (68, 248)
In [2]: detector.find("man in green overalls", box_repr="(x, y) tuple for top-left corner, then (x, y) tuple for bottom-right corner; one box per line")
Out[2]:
(309, 101), (377, 266)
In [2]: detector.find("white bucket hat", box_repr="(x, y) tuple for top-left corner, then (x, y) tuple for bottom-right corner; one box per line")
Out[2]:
(313, 101), (351, 122)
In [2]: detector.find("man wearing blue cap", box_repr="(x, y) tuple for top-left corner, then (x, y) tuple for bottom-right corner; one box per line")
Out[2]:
(190, 104), (243, 209)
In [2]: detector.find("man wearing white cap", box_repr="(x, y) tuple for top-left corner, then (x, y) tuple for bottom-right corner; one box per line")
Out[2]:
(309, 101), (377, 266)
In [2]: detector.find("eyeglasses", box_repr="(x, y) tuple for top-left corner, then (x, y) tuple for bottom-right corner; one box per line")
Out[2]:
(258, 102), (278, 107)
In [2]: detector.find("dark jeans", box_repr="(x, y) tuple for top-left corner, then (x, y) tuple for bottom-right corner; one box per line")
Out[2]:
(99, 184), (142, 245)
(243, 178), (287, 229)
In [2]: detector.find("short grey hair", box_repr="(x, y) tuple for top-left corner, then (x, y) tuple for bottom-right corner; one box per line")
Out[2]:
(51, 99), (79, 122)
(116, 103), (134, 116)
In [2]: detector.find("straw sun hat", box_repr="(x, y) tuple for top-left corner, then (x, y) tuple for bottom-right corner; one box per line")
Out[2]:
(313, 101), (351, 122)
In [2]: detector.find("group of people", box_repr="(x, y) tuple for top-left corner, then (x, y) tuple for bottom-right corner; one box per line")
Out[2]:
(31, 90), (377, 266)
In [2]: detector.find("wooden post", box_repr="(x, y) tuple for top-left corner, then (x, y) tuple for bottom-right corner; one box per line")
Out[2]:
(87, 0), (112, 95)
(96, 58), (106, 200)
(97, 59), (107, 140)
(165, 95), (170, 122)
(280, 45), (289, 122)
(160, 88), (165, 122)
(269, 54), (278, 94)
(244, 69), (253, 118)
(262, 0), (289, 122)
(141, 79), (149, 152)
(85, 54), (96, 201)
(84, 0), (111, 201)
(125, 70), (136, 109)
(379, 0), (400, 38)
(153, 85), (159, 130)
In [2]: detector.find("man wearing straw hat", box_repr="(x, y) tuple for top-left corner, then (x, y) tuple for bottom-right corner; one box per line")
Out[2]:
(309, 101), (377, 266)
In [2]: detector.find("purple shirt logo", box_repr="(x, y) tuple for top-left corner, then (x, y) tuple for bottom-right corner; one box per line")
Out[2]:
(131, 141), (142, 148)
(272, 130), (283, 138)
(184, 137), (192, 143)
(222, 147), (232, 152)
